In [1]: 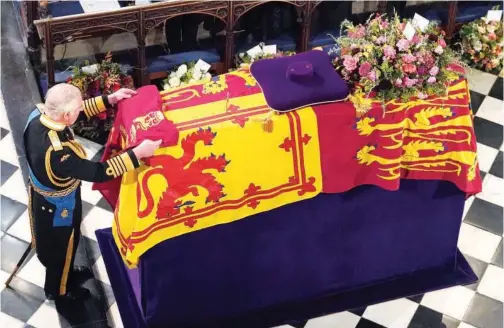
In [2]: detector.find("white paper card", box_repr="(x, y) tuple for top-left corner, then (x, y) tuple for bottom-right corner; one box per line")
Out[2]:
(487, 10), (503, 21)
(81, 64), (99, 75)
(135, 0), (151, 5)
(412, 13), (429, 32)
(195, 59), (211, 73)
(403, 22), (416, 41)
(262, 44), (277, 55)
(79, 0), (121, 14)
(246, 45), (263, 57)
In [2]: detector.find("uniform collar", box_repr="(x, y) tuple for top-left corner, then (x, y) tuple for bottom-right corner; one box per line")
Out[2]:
(35, 104), (45, 113)
(40, 114), (66, 131)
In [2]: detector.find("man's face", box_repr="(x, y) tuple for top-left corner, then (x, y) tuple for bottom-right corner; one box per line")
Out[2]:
(63, 98), (84, 126)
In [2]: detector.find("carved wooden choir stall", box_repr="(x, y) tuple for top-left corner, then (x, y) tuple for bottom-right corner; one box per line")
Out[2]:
(16, 0), (499, 93)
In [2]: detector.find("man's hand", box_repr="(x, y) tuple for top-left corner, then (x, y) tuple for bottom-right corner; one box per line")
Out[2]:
(132, 140), (162, 159)
(107, 88), (137, 105)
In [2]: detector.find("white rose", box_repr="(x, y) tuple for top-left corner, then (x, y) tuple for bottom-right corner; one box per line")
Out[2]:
(177, 64), (188, 76)
(487, 25), (496, 33)
(204, 72), (212, 80)
(473, 40), (483, 52)
(193, 70), (202, 80)
(434, 45), (443, 55)
(163, 84), (171, 90)
(169, 71), (177, 78)
(169, 76), (181, 87)
(239, 53), (245, 58)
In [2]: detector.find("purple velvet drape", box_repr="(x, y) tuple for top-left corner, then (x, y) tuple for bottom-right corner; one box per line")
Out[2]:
(97, 180), (476, 328)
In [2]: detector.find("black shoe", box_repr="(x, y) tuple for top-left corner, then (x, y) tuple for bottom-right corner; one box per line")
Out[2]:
(45, 286), (91, 301)
(72, 266), (93, 285)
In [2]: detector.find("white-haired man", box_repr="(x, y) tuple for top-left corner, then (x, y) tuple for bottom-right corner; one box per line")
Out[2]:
(23, 84), (161, 301)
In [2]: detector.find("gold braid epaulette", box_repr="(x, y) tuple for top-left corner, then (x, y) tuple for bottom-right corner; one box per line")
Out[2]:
(29, 178), (80, 197)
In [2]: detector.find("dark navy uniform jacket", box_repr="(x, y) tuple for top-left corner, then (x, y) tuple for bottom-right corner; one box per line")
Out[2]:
(23, 95), (139, 296)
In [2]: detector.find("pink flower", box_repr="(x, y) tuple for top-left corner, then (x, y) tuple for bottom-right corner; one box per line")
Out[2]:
(358, 62), (372, 77)
(349, 26), (366, 38)
(402, 54), (417, 64)
(417, 66), (428, 75)
(412, 34), (422, 44)
(438, 38), (447, 48)
(417, 92), (428, 99)
(434, 45), (443, 54)
(383, 45), (396, 59)
(429, 66), (439, 76)
(343, 55), (358, 72)
(376, 35), (387, 44)
(356, 26), (366, 38)
(396, 39), (410, 52)
(427, 76), (437, 84)
(402, 63), (417, 74)
(417, 51), (435, 67)
(488, 33), (497, 41)
(368, 70), (377, 82)
(403, 77), (418, 88)
(395, 78), (403, 87)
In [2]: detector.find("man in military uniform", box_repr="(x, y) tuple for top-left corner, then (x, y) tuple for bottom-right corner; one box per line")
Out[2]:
(24, 84), (161, 301)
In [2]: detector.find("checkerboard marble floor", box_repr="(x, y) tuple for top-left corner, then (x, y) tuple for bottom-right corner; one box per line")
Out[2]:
(1, 69), (503, 328)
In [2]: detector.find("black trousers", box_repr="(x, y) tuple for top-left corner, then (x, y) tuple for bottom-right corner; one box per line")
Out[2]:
(29, 185), (83, 296)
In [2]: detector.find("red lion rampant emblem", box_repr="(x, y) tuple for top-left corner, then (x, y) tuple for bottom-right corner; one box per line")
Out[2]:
(137, 127), (229, 220)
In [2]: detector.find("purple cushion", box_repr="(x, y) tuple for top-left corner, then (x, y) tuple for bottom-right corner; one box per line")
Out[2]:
(250, 51), (349, 112)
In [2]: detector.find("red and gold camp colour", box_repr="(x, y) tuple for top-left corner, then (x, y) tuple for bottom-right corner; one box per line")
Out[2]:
(112, 69), (322, 266)
(97, 68), (481, 267)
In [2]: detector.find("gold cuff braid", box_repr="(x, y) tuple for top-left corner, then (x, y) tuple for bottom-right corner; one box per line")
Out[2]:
(105, 152), (135, 178)
(83, 96), (107, 119)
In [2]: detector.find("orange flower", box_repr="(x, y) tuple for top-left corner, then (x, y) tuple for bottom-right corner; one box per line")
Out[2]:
(402, 63), (417, 74)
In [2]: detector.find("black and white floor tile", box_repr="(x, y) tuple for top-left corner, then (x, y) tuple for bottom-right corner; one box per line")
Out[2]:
(0, 1), (502, 323)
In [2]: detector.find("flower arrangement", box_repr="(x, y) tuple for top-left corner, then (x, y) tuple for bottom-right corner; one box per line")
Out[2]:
(67, 52), (133, 101)
(66, 52), (134, 143)
(333, 13), (459, 113)
(162, 62), (212, 90)
(460, 16), (503, 74)
(235, 45), (296, 68)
